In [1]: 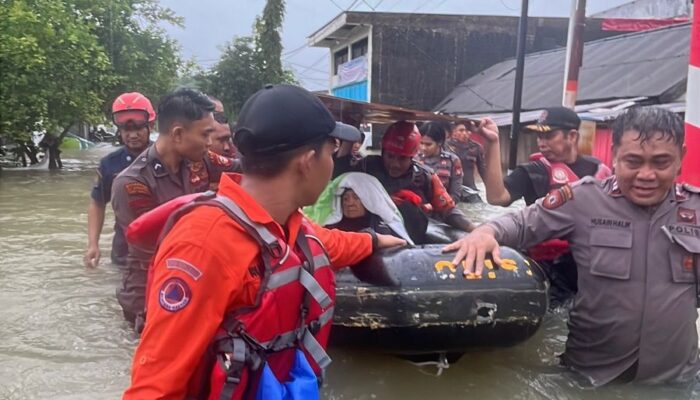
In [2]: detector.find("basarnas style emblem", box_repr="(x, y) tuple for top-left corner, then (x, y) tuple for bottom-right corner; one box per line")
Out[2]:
(159, 277), (192, 312)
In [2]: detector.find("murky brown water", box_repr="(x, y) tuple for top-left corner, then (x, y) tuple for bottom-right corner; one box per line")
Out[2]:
(0, 146), (698, 399)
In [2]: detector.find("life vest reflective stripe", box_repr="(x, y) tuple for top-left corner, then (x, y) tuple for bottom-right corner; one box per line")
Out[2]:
(128, 193), (335, 400)
(526, 154), (613, 262)
(529, 153), (581, 187)
(206, 212), (334, 400)
(529, 152), (611, 188)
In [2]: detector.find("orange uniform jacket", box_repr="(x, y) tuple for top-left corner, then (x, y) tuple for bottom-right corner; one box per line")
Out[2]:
(123, 173), (373, 399)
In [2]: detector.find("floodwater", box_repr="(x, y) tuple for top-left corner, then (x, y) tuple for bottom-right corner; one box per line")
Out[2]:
(0, 145), (698, 400)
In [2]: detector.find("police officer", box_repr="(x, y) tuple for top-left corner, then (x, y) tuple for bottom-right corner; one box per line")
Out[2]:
(124, 84), (405, 399)
(448, 119), (486, 192)
(111, 88), (239, 330)
(477, 108), (612, 304)
(481, 106), (611, 207)
(445, 107), (700, 386)
(418, 121), (464, 201)
(208, 96), (236, 158)
(335, 121), (475, 244)
(84, 92), (154, 268)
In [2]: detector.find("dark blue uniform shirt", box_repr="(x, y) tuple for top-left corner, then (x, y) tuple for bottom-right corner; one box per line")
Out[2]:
(91, 146), (137, 265)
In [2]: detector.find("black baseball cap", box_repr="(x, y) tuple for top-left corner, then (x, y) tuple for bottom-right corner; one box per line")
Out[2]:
(523, 107), (581, 133)
(234, 84), (361, 156)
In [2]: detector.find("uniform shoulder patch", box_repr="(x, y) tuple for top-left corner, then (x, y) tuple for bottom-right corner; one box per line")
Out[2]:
(210, 152), (233, 168)
(542, 185), (574, 210)
(159, 277), (192, 312)
(124, 181), (151, 196)
(165, 258), (203, 281)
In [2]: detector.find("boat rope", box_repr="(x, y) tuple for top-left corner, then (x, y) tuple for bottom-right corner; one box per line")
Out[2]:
(408, 352), (450, 377)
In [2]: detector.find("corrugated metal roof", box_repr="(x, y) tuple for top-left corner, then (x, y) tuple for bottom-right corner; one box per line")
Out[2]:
(433, 23), (690, 115)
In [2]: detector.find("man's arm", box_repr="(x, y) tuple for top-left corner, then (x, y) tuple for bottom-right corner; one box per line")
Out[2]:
(124, 240), (245, 399)
(474, 142), (487, 181)
(476, 118), (513, 206)
(310, 221), (406, 269)
(85, 199), (106, 268)
(443, 185), (578, 275)
(85, 165), (110, 268)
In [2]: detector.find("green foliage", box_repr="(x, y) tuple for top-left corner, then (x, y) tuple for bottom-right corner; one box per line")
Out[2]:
(0, 0), (112, 141)
(255, 0), (285, 85)
(198, 0), (296, 118)
(0, 0), (182, 143)
(72, 0), (183, 112)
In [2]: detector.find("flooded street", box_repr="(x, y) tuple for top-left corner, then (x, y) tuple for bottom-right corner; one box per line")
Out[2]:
(0, 146), (698, 400)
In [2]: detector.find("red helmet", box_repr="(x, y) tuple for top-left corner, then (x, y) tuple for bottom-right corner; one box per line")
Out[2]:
(112, 92), (156, 125)
(382, 121), (420, 157)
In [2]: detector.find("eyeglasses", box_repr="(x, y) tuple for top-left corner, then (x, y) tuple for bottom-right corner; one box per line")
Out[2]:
(213, 112), (228, 124)
(116, 120), (149, 131)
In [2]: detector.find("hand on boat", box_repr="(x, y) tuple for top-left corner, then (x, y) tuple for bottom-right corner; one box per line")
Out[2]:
(376, 233), (407, 249)
(84, 245), (101, 268)
(442, 226), (502, 276)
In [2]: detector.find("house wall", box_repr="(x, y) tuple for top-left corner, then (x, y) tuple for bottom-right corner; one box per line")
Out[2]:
(367, 16), (620, 112)
(330, 26), (371, 102)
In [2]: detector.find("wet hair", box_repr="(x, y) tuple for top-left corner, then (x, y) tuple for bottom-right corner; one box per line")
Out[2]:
(157, 88), (215, 134)
(240, 136), (326, 178)
(453, 120), (471, 129)
(419, 121), (446, 145)
(611, 107), (684, 149)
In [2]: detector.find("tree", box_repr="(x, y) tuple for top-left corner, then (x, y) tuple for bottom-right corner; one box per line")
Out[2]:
(70, 0), (183, 112)
(199, 0), (296, 118)
(0, 0), (183, 169)
(255, 0), (285, 85)
(0, 0), (112, 143)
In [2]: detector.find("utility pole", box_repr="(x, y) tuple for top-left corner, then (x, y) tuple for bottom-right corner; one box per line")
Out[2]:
(508, 0), (529, 170)
(562, 0), (587, 109)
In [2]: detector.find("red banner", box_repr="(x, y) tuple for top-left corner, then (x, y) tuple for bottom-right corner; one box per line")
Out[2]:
(601, 18), (688, 32)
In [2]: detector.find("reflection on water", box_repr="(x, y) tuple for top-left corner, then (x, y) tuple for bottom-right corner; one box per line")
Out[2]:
(0, 146), (697, 399)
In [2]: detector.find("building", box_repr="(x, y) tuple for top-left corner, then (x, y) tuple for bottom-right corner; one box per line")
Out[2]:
(434, 22), (690, 167)
(307, 11), (622, 112)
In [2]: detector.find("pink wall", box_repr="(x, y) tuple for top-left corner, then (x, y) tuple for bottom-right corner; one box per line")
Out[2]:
(593, 128), (613, 168)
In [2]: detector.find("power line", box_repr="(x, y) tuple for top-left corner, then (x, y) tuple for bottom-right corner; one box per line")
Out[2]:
(329, 0), (345, 11)
(287, 61), (328, 74)
(283, 42), (309, 57)
(500, 0), (519, 12)
(361, 0), (377, 10)
(295, 52), (329, 76)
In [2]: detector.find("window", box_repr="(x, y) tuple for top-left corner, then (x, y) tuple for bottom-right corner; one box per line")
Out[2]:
(351, 38), (368, 59)
(334, 47), (349, 75)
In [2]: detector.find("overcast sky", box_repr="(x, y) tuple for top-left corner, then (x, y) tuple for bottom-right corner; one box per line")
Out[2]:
(159, 0), (634, 90)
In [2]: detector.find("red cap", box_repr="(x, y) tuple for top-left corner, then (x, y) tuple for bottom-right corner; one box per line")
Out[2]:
(112, 92), (156, 124)
(382, 121), (420, 157)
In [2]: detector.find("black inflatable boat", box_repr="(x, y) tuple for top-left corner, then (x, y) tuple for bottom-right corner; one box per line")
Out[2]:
(330, 234), (548, 355)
